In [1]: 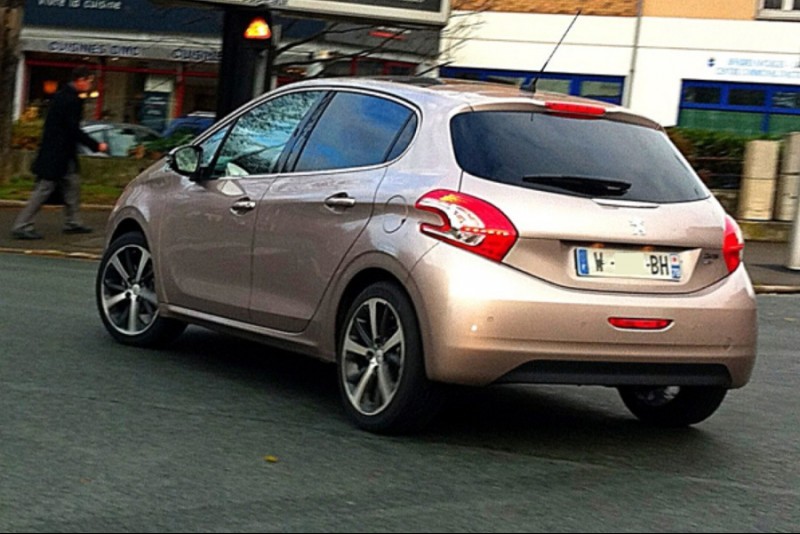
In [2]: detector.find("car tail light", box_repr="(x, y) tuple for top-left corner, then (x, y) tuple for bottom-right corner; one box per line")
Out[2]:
(723, 215), (745, 273)
(609, 318), (673, 330)
(544, 101), (607, 117)
(415, 190), (518, 262)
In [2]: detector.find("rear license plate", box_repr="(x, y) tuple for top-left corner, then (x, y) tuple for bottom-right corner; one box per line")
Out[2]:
(575, 248), (683, 281)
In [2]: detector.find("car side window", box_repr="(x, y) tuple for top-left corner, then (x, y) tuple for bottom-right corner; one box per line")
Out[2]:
(386, 114), (418, 161)
(293, 92), (415, 172)
(211, 91), (325, 179)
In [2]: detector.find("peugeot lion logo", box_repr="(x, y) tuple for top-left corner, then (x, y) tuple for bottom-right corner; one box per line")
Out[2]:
(629, 218), (646, 236)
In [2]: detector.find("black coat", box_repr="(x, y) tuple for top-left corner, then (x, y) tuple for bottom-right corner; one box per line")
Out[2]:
(31, 84), (100, 181)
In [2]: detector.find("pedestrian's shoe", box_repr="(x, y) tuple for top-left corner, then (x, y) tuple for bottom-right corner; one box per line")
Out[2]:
(63, 224), (93, 235)
(12, 228), (44, 240)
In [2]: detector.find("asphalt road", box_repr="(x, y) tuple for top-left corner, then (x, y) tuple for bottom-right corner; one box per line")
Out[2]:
(1, 254), (798, 532)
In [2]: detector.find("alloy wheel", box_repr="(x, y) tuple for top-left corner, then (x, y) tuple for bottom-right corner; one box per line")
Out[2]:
(341, 297), (405, 416)
(100, 244), (160, 337)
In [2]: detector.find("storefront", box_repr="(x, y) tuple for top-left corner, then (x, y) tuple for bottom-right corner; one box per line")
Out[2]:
(17, 0), (442, 128)
(442, 11), (800, 131)
(679, 79), (800, 135)
(18, 0), (223, 129)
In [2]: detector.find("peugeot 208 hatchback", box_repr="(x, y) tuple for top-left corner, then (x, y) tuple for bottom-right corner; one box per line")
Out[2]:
(96, 78), (757, 433)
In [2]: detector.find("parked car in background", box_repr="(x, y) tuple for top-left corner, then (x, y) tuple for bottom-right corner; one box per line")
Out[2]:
(161, 111), (216, 139)
(80, 121), (161, 157)
(96, 78), (758, 434)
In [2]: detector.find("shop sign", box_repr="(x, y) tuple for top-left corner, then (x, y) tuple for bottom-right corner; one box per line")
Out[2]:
(322, 22), (438, 56)
(707, 54), (800, 82)
(25, 0), (222, 34)
(172, 0), (451, 27)
(22, 36), (222, 63)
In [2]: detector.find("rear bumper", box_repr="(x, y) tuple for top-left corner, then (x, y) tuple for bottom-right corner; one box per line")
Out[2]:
(409, 245), (758, 388)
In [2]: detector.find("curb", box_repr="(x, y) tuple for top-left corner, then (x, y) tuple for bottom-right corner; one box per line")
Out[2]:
(752, 285), (800, 295)
(0, 200), (114, 211)
(0, 247), (102, 261)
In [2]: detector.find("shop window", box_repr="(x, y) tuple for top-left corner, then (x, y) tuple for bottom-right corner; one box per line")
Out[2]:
(759, 0), (800, 18)
(681, 80), (800, 135)
(536, 78), (570, 95)
(678, 109), (764, 136)
(385, 63), (415, 76)
(580, 81), (622, 100)
(354, 59), (384, 76)
(769, 114), (800, 135)
(322, 60), (353, 77)
(729, 89), (766, 107)
(682, 86), (721, 105)
(773, 91), (800, 110)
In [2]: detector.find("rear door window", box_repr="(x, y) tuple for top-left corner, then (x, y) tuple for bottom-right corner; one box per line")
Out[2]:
(450, 111), (708, 203)
(293, 92), (415, 172)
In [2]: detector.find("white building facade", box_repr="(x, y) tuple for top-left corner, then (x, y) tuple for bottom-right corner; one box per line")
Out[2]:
(441, 1), (800, 134)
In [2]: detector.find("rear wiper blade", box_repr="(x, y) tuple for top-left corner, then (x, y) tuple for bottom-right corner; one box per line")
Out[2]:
(522, 175), (632, 197)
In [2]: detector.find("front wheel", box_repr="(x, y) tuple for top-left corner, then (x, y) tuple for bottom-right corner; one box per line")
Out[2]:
(337, 282), (442, 434)
(96, 232), (185, 347)
(618, 385), (728, 427)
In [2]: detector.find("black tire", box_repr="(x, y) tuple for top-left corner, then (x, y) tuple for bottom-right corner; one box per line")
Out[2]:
(337, 282), (442, 434)
(618, 385), (728, 427)
(96, 232), (186, 347)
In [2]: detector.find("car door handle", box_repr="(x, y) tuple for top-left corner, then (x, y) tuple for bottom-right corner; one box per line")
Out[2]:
(325, 194), (356, 209)
(230, 199), (256, 215)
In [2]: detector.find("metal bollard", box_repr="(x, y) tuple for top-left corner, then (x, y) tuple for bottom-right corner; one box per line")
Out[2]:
(785, 133), (800, 270)
(737, 140), (780, 221)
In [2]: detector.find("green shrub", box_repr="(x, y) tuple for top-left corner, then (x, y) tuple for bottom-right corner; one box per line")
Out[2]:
(11, 120), (44, 150)
(666, 128), (781, 189)
(142, 132), (196, 158)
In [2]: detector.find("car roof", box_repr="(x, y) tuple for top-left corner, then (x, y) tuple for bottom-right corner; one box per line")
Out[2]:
(276, 77), (661, 130)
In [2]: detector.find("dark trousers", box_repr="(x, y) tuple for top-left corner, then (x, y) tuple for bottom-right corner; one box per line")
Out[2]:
(12, 173), (83, 232)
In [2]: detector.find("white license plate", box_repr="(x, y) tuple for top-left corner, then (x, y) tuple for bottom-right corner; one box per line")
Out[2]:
(575, 247), (683, 281)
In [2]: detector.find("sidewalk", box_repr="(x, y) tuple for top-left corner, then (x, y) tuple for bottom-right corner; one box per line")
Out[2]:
(1, 201), (800, 293)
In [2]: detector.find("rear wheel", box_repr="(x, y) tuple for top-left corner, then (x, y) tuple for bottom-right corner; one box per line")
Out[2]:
(618, 385), (728, 427)
(96, 232), (185, 347)
(337, 282), (442, 434)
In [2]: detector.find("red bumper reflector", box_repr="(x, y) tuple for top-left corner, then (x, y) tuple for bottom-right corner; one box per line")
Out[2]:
(609, 318), (673, 330)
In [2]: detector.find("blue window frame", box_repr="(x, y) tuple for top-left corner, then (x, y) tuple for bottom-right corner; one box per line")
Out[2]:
(680, 80), (800, 134)
(439, 67), (625, 105)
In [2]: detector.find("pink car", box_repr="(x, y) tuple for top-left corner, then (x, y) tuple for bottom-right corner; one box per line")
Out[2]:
(96, 78), (757, 433)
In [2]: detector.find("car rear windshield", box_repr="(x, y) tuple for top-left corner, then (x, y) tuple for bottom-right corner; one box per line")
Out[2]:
(450, 111), (708, 203)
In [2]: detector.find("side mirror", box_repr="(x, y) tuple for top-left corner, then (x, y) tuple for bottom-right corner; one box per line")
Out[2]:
(167, 145), (203, 179)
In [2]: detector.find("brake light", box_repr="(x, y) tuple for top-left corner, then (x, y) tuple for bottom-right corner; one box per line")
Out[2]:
(609, 318), (673, 330)
(723, 215), (745, 273)
(544, 101), (606, 116)
(415, 190), (518, 262)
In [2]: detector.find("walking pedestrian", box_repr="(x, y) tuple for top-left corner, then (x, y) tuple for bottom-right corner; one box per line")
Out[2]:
(11, 66), (108, 240)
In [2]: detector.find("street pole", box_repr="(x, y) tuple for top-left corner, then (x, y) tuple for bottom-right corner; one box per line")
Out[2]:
(622, 0), (643, 109)
(0, 1), (24, 185)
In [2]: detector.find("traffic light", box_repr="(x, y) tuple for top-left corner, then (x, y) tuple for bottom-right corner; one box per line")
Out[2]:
(216, 7), (275, 117)
(244, 17), (272, 42)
